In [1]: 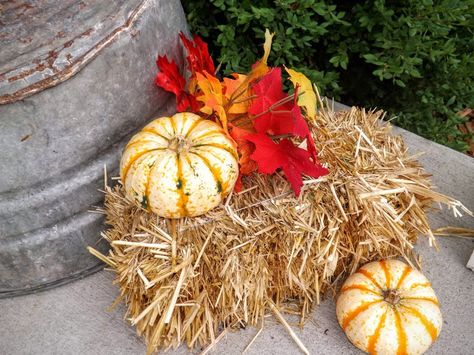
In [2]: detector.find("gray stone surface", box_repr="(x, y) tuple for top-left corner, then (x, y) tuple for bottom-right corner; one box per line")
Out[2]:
(0, 0), (188, 294)
(0, 109), (472, 354)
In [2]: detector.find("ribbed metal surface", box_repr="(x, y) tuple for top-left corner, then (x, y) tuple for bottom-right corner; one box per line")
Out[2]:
(0, 0), (187, 296)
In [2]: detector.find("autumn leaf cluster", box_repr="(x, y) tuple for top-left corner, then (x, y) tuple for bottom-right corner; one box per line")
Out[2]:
(155, 31), (328, 195)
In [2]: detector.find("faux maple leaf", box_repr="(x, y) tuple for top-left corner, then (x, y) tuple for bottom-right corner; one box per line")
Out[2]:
(155, 56), (185, 96)
(289, 86), (319, 163)
(196, 72), (223, 113)
(225, 29), (274, 112)
(285, 67), (317, 121)
(229, 124), (257, 175)
(177, 92), (200, 112)
(229, 123), (258, 192)
(223, 73), (252, 114)
(245, 133), (328, 196)
(195, 71), (228, 130)
(305, 132), (319, 164)
(249, 68), (309, 138)
(179, 32), (215, 76)
(246, 29), (274, 82)
(155, 56), (199, 112)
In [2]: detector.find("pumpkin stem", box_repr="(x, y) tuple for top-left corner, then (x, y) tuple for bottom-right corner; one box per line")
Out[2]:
(168, 136), (190, 153)
(383, 289), (401, 305)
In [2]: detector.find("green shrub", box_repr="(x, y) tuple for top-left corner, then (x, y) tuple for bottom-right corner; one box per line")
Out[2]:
(183, 0), (474, 152)
(339, 0), (474, 151)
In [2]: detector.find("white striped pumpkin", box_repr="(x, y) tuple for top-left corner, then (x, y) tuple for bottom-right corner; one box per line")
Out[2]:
(336, 259), (442, 355)
(120, 112), (239, 218)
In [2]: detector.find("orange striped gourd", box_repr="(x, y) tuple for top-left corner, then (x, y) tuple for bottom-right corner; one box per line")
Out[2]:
(336, 259), (442, 355)
(120, 112), (239, 218)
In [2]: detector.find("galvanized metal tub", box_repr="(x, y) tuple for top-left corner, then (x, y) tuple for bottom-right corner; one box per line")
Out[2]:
(0, 0), (187, 296)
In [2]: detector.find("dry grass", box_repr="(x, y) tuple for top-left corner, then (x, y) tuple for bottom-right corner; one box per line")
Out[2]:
(90, 103), (470, 354)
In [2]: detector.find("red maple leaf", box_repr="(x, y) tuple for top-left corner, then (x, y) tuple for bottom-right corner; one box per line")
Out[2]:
(176, 92), (200, 112)
(228, 123), (258, 192)
(179, 32), (215, 76)
(155, 55), (199, 112)
(289, 87), (320, 162)
(305, 132), (319, 163)
(155, 55), (185, 97)
(249, 68), (309, 137)
(229, 124), (257, 175)
(245, 133), (328, 196)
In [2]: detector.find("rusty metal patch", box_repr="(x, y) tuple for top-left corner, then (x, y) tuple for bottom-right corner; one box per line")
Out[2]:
(0, 0), (152, 104)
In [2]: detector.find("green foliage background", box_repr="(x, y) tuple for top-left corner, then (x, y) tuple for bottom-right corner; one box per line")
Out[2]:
(183, 0), (474, 151)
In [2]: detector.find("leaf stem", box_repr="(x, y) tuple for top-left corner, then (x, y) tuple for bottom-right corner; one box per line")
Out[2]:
(233, 95), (258, 104)
(250, 94), (295, 120)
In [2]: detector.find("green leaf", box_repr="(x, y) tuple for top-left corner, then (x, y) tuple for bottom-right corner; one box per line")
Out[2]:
(394, 79), (406, 87)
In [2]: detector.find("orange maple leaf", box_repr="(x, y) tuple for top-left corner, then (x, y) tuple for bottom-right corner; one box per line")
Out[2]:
(225, 29), (274, 118)
(247, 29), (274, 81)
(195, 71), (228, 131)
(229, 123), (257, 176)
(224, 73), (251, 114)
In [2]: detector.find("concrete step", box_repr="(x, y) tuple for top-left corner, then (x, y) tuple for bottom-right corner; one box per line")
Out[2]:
(1, 107), (472, 355)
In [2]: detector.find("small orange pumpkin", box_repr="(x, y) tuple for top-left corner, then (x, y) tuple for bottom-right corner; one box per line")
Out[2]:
(336, 259), (442, 355)
(120, 112), (239, 218)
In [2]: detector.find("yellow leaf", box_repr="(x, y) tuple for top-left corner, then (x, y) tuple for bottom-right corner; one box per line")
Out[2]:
(285, 67), (317, 120)
(262, 29), (274, 65)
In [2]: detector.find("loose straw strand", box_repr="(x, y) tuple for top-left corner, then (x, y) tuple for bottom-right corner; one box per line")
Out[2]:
(169, 219), (178, 267)
(267, 298), (310, 355)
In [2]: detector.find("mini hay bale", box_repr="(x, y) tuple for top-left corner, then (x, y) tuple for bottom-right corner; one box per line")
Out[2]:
(90, 105), (469, 354)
